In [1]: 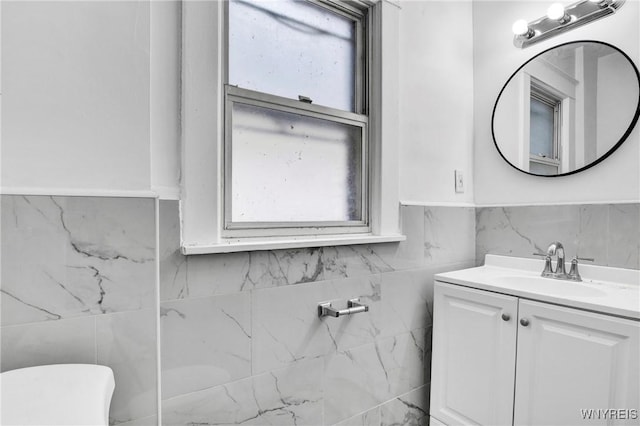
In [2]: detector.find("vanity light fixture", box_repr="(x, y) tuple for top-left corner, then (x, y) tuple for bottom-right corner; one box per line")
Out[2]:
(546, 3), (571, 24)
(512, 19), (535, 39)
(512, 0), (625, 48)
(589, 0), (616, 6)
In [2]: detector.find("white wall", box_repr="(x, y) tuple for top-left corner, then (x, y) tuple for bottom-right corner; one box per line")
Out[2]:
(399, 0), (475, 205)
(473, 1), (640, 205)
(1, 0), (477, 205)
(1, 1), (151, 193)
(5, 0), (636, 206)
(150, 1), (181, 198)
(597, 52), (639, 158)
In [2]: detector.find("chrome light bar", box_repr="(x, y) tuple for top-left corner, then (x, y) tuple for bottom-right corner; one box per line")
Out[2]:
(513, 0), (626, 49)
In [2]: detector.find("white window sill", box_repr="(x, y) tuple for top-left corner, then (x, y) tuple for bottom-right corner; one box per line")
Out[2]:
(180, 233), (406, 255)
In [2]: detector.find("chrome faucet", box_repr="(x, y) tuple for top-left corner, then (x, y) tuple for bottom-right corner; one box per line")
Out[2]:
(547, 241), (566, 278)
(535, 242), (594, 281)
(535, 241), (567, 279)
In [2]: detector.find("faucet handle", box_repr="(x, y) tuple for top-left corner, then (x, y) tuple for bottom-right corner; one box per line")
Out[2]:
(533, 253), (554, 277)
(568, 256), (594, 281)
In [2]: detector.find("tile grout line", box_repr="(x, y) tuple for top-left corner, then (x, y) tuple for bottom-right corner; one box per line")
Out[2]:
(94, 316), (97, 364)
(155, 198), (163, 425)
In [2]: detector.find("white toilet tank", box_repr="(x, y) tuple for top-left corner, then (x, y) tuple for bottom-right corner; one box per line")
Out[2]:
(0, 364), (115, 426)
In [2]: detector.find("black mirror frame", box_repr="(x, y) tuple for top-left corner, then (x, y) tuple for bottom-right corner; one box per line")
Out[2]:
(491, 40), (640, 178)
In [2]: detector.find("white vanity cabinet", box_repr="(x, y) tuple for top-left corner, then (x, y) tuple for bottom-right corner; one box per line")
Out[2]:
(430, 281), (640, 426)
(514, 299), (639, 425)
(430, 282), (518, 425)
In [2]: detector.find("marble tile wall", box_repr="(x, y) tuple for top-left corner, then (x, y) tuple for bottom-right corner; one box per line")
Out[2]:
(0, 195), (158, 425)
(1, 196), (476, 426)
(9, 197), (636, 425)
(159, 201), (476, 425)
(476, 203), (640, 269)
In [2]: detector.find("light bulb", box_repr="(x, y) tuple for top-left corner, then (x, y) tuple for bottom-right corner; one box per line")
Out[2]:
(547, 3), (567, 20)
(512, 19), (531, 36)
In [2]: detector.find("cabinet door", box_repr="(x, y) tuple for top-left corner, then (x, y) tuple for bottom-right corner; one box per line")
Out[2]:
(430, 282), (518, 426)
(514, 300), (640, 425)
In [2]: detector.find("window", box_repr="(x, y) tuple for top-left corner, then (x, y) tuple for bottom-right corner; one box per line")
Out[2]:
(225, 0), (368, 237)
(180, 0), (403, 254)
(529, 83), (561, 175)
(228, 0), (361, 112)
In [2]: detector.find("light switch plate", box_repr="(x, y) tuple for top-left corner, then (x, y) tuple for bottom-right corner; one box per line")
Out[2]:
(455, 170), (464, 193)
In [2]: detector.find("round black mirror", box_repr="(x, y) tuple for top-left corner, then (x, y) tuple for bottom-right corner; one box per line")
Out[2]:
(492, 40), (640, 177)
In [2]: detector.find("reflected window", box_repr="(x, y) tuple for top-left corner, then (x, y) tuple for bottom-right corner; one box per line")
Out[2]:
(529, 84), (561, 175)
(225, 0), (369, 236)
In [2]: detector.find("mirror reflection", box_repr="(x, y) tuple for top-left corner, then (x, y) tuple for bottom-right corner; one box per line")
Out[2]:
(492, 41), (640, 176)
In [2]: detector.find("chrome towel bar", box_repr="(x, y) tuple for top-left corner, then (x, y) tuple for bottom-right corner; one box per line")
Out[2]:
(318, 298), (369, 318)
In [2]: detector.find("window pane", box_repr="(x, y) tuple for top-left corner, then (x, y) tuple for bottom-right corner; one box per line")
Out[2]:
(529, 161), (558, 176)
(229, 0), (356, 111)
(530, 97), (555, 158)
(229, 102), (363, 223)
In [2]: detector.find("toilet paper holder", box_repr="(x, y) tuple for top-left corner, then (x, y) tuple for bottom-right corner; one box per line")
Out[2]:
(318, 298), (369, 318)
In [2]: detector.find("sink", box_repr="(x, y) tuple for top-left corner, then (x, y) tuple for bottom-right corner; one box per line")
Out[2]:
(493, 276), (607, 298)
(435, 254), (639, 319)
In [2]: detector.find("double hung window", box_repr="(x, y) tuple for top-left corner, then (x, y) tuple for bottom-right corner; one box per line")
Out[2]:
(529, 82), (562, 175)
(225, 0), (369, 237)
(180, 0), (402, 254)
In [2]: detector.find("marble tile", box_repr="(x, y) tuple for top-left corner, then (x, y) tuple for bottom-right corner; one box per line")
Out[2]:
(114, 415), (158, 426)
(251, 275), (382, 375)
(324, 342), (386, 424)
(158, 200), (187, 301)
(246, 358), (324, 425)
(324, 330), (426, 425)
(323, 275), (383, 353)
(334, 407), (381, 426)
(380, 386), (430, 426)
(184, 250), (262, 297)
(377, 329), (426, 397)
(96, 309), (157, 425)
(0, 316), (95, 372)
(475, 205), (607, 266)
(322, 245), (395, 280)
(608, 204), (640, 269)
(158, 200), (400, 301)
(379, 262), (474, 340)
(163, 243), (394, 302)
(161, 292), (251, 399)
(251, 278), (331, 375)
(162, 373), (258, 425)
(1, 196), (156, 326)
(573, 204), (613, 263)
(394, 205), (427, 269)
(187, 245), (395, 296)
(424, 206), (475, 265)
(162, 358), (323, 425)
(379, 269), (433, 338)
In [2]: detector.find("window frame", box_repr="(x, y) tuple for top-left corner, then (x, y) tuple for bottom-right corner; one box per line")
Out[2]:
(180, 0), (403, 255)
(529, 82), (562, 172)
(223, 0), (369, 237)
(223, 86), (370, 237)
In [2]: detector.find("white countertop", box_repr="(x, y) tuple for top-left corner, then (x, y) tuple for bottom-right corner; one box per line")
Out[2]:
(435, 255), (640, 320)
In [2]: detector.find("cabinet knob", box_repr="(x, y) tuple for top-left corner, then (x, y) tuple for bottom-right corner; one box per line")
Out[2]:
(520, 318), (530, 327)
(501, 313), (511, 321)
